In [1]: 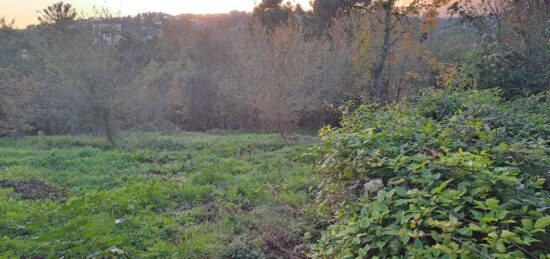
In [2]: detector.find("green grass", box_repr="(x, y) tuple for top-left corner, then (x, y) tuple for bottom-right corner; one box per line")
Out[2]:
(0, 132), (319, 258)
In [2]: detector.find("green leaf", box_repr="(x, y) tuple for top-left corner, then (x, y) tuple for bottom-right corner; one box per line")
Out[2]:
(534, 178), (545, 186)
(359, 217), (371, 228)
(522, 219), (533, 230)
(413, 239), (423, 249)
(469, 224), (483, 232)
(535, 216), (550, 229)
(432, 179), (453, 194)
(496, 243), (506, 253)
(480, 217), (499, 223)
(434, 244), (453, 254)
(343, 167), (353, 179)
(501, 230), (517, 239)
(358, 247), (369, 257)
(485, 198), (500, 210)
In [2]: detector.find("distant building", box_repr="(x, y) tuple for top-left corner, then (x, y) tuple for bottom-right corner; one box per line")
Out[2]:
(93, 22), (123, 45)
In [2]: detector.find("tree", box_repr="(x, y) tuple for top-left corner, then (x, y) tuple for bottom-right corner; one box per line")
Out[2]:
(0, 70), (40, 137)
(0, 18), (19, 68)
(370, 0), (395, 102)
(178, 26), (231, 131)
(0, 17), (14, 29)
(37, 1), (77, 27)
(0, 17), (42, 137)
(450, 0), (550, 96)
(42, 14), (136, 142)
(357, 0), (453, 102)
(253, 0), (296, 29)
(311, 0), (371, 29)
(219, 23), (348, 137)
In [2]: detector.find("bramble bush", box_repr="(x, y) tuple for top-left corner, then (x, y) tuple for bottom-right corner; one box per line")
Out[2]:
(310, 89), (550, 258)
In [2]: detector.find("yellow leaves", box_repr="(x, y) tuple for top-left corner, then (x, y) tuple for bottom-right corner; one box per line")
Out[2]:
(352, 30), (372, 67)
(398, 33), (427, 56)
(440, 66), (459, 87)
(388, 54), (399, 64)
(409, 214), (423, 228)
(428, 57), (443, 69)
(421, 9), (439, 33)
(357, 30), (371, 52)
(431, 0), (453, 8)
(407, 229), (427, 238)
(405, 71), (426, 81)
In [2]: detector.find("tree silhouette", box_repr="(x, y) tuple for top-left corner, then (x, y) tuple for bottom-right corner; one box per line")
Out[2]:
(253, 0), (294, 29)
(38, 1), (77, 26)
(0, 17), (15, 29)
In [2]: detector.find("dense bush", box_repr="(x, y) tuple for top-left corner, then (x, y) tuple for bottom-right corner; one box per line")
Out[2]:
(450, 0), (550, 97)
(310, 89), (550, 258)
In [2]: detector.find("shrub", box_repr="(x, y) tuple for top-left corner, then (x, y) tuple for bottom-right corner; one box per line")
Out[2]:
(310, 89), (550, 258)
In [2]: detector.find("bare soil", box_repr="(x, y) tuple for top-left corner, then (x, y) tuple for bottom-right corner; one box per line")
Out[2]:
(0, 179), (65, 201)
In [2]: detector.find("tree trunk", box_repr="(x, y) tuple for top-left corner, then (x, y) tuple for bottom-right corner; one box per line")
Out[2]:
(102, 108), (115, 144)
(371, 0), (394, 103)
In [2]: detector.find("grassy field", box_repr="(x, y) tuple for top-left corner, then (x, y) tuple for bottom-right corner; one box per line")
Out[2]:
(0, 132), (320, 258)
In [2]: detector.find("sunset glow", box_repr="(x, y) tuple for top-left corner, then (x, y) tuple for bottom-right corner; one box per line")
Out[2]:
(1, 0), (311, 28)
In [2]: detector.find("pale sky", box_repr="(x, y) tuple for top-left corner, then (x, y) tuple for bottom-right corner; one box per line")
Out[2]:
(1, 0), (311, 28)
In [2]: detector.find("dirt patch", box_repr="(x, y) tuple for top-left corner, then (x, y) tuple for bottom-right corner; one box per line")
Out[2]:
(240, 203), (254, 213)
(0, 180), (65, 201)
(261, 226), (305, 259)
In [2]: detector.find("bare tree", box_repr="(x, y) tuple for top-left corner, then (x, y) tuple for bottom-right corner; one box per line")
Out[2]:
(218, 23), (348, 137)
(44, 18), (135, 142)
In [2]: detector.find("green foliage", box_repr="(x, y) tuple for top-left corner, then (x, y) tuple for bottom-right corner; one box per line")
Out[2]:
(310, 89), (550, 258)
(253, 0), (296, 29)
(450, 0), (550, 97)
(454, 41), (550, 97)
(0, 132), (318, 258)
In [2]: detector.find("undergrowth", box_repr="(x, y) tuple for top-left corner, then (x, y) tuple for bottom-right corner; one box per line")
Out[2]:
(310, 89), (550, 258)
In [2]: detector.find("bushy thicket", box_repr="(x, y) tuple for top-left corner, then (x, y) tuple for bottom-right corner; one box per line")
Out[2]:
(450, 0), (550, 97)
(0, 2), (469, 139)
(310, 89), (550, 258)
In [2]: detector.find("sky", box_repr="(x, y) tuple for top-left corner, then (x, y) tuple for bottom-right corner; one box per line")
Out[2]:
(1, 0), (311, 28)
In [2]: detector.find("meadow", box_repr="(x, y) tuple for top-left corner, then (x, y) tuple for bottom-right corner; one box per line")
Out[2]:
(1, 0), (548, 257)
(0, 132), (319, 258)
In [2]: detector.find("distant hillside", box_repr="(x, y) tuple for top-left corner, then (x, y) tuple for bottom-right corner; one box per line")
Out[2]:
(16, 12), (253, 45)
